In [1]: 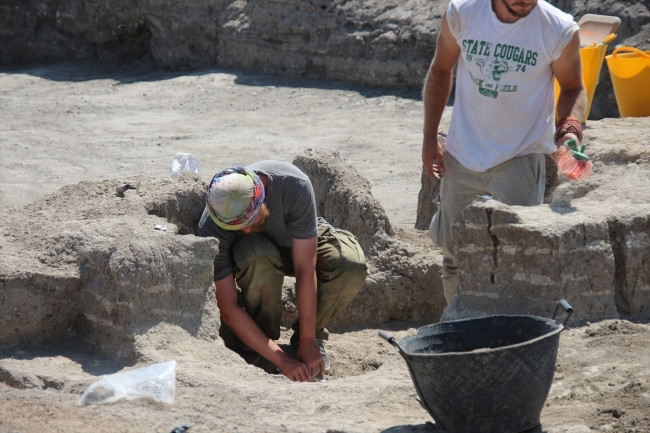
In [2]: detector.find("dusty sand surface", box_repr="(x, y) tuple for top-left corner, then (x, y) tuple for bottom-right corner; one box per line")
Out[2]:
(1, 62), (649, 433)
(0, 61), (431, 227)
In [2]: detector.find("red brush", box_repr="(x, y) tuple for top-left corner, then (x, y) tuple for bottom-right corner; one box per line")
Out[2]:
(553, 138), (593, 180)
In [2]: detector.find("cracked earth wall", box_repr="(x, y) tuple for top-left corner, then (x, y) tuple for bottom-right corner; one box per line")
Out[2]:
(0, 151), (445, 363)
(415, 118), (650, 323)
(2, 117), (648, 365)
(2, 1), (649, 120)
(0, 175), (221, 362)
(443, 201), (649, 322)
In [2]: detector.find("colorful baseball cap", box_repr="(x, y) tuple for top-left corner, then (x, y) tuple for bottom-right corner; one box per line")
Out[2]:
(206, 166), (265, 230)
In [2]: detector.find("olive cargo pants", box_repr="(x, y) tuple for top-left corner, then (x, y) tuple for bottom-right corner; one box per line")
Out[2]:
(220, 225), (368, 349)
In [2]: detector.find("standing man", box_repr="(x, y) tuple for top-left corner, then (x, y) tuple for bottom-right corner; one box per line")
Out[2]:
(422, 0), (587, 303)
(198, 160), (367, 382)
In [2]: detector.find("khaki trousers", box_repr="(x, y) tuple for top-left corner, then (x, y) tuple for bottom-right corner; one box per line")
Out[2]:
(220, 226), (368, 350)
(429, 152), (546, 303)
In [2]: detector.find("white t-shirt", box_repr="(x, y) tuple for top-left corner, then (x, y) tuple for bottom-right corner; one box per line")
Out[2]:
(445, 0), (578, 171)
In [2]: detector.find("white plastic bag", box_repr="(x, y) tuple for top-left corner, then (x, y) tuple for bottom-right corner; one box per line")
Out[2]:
(169, 152), (200, 177)
(428, 194), (441, 247)
(78, 360), (176, 406)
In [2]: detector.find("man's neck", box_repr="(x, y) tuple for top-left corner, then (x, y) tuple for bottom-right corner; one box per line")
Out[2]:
(492, 0), (533, 24)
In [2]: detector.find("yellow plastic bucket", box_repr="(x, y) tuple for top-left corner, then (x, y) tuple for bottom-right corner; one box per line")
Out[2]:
(554, 43), (608, 123)
(606, 46), (650, 117)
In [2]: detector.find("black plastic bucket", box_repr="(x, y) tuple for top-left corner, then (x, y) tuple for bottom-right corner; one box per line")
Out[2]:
(380, 300), (572, 433)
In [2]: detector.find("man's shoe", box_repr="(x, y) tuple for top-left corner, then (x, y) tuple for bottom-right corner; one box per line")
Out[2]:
(316, 339), (330, 374)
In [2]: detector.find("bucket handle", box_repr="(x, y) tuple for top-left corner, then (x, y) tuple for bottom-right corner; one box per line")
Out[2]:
(378, 330), (408, 358)
(602, 33), (617, 45)
(552, 299), (574, 326)
(610, 46), (650, 59)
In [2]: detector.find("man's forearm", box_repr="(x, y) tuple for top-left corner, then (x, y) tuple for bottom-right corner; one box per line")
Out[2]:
(423, 67), (453, 143)
(295, 268), (318, 343)
(290, 237), (319, 343)
(557, 86), (587, 124)
(215, 277), (289, 366)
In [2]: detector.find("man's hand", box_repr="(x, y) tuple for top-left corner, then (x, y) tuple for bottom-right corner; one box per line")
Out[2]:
(276, 355), (313, 382)
(274, 341), (323, 382)
(422, 136), (445, 179)
(297, 339), (325, 380)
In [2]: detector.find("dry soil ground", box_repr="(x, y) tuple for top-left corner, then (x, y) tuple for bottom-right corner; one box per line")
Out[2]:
(0, 62), (649, 433)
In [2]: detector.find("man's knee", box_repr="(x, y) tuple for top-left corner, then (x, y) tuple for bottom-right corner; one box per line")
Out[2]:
(337, 263), (368, 295)
(233, 234), (282, 271)
(317, 228), (367, 280)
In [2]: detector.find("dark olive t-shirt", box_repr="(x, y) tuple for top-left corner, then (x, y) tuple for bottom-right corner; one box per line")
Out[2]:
(197, 160), (318, 281)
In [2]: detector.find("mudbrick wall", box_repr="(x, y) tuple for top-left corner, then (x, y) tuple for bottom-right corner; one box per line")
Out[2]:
(445, 200), (649, 322)
(0, 153), (446, 363)
(0, 176), (222, 362)
(1, 127), (648, 363)
(2, 0), (649, 119)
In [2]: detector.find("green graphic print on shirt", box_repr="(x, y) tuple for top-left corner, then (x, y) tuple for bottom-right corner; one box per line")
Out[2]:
(461, 38), (538, 99)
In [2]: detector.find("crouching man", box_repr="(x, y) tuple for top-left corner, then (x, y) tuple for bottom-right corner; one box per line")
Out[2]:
(198, 160), (368, 382)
